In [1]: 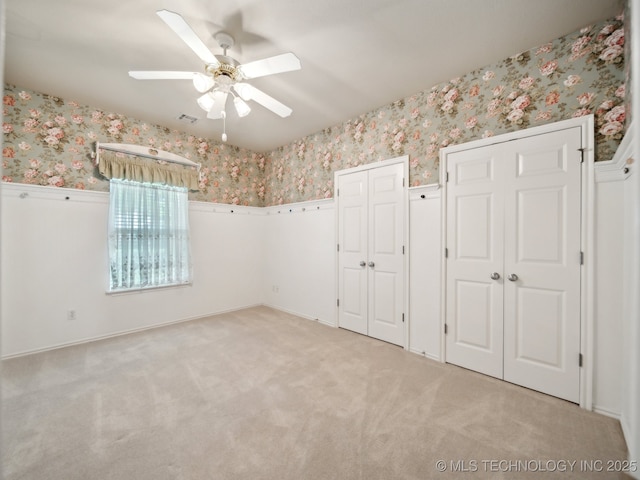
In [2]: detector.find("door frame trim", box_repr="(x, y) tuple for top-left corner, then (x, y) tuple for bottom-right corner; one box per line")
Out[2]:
(334, 155), (410, 349)
(439, 116), (595, 409)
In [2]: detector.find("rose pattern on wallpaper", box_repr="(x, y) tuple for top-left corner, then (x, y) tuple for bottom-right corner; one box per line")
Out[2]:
(623, 0), (633, 127)
(1, 88), (267, 206)
(263, 13), (626, 205)
(2, 13), (626, 207)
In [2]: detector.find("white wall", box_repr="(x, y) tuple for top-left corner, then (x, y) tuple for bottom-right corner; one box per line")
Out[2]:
(622, 149), (639, 471)
(1, 183), (264, 357)
(261, 199), (336, 326)
(592, 123), (640, 457)
(624, 1), (640, 474)
(592, 157), (629, 417)
(408, 185), (441, 360)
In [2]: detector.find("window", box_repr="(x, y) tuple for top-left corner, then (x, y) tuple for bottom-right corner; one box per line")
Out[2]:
(108, 179), (192, 292)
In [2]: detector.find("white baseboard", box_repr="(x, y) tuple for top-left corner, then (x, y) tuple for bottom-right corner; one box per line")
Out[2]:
(317, 318), (338, 328)
(593, 405), (622, 420)
(409, 348), (441, 362)
(262, 303), (336, 328)
(2, 303), (339, 360)
(1, 303), (263, 360)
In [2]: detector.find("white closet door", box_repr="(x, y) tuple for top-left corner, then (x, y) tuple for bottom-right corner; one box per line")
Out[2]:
(502, 127), (582, 403)
(368, 163), (405, 346)
(445, 144), (505, 379)
(338, 170), (368, 335)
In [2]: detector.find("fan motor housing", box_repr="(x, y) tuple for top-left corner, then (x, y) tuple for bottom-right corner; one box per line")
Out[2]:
(206, 55), (241, 81)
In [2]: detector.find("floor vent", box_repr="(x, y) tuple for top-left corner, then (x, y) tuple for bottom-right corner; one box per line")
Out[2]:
(177, 113), (198, 124)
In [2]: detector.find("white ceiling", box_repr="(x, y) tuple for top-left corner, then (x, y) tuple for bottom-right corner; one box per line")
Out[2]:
(5, 0), (623, 153)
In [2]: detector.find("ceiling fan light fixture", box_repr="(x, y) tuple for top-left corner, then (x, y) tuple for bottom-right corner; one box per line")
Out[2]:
(193, 73), (214, 93)
(233, 97), (251, 117)
(234, 83), (252, 101)
(197, 92), (216, 112)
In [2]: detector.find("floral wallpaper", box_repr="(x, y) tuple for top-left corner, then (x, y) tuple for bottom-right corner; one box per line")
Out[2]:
(1, 86), (267, 206)
(263, 13), (626, 205)
(624, 0), (633, 126)
(2, 12), (626, 208)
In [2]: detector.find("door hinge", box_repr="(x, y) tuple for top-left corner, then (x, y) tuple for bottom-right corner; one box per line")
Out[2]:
(579, 353), (583, 367)
(402, 245), (405, 254)
(402, 313), (405, 323)
(337, 299), (340, 307)
(580, 251), (584, 265)
(578, 148), (585, 163)
(444, 323), (448, 335)
(446, 171), (449, 182)
(403, 177), (405, 187)
(337, 188), (340, 197)
(445, 247), (448, 258)
(337, 244), (340, 252)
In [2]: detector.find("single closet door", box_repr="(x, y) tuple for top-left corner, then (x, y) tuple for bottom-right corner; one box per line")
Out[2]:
(445, 126), (582, 403)
(502, 128), (582, 403)
(338, 162), (405, 346)
(445, 142), (506, 379)
(337, 170), (368, 335)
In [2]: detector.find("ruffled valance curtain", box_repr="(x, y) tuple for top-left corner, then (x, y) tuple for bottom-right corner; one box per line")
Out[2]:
(98, 149), (199, 190)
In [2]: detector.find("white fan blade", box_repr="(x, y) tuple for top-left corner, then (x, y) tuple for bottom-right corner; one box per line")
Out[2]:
(129, 71), (196, 80)
(238, 53), (301, 79)
(156, 10), (220, 67)
(234, 83), (292, 117)
(206, 91), (228, 119)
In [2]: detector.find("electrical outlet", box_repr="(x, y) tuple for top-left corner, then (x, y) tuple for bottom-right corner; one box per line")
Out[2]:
(272, 285), (279, 293)
(67, 310), (77, 321)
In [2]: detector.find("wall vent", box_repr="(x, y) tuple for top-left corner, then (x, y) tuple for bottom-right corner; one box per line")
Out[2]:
(176, 113), (198, 124)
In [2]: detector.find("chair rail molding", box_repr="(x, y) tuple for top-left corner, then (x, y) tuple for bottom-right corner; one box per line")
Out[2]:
(595, 121), (635, 183)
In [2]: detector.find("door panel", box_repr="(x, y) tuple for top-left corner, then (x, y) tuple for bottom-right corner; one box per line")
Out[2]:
(515, 286), (565, 367)
(446, 146), (504, 379)
(517, 187), (565, 263)
(338, 171), (368, 335)
(343, 205), (365, 253)
(516, 145), (567, 177)
(503, 127), (582, 403)
(456, 156), (494, 184)
(454, 280), (494, 351)
(372, 271), (397, 326)
(368, 163), (405, 346)
(342, 267), (366, 322)
(372, 203), (397, 254)
(456, 194), (492, 259)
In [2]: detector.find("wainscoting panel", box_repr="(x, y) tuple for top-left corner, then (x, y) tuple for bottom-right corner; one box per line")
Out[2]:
(262, 199), (336, 327)
(408, 185), (441, 360)
(591, 127), (634, 418)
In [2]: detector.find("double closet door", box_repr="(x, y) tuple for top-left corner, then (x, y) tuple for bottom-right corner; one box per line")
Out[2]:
(445, 127), (582, 403)
(337, 162), (406, 347)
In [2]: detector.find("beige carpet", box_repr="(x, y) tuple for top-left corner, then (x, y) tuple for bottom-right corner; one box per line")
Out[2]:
(2, 306), (630, 479)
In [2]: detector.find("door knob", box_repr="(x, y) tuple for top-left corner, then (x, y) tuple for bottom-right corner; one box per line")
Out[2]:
(490, 272), (500, 280)
(508, 273), (518, 282)
(368, 261), (375, 268)
(359, 261), (366, 267)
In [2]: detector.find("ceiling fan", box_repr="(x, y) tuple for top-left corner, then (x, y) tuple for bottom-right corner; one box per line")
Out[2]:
(129, 10), (301, 133)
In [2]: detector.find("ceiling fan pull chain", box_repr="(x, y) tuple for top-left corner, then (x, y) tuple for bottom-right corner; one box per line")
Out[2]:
(221, 110), (228, 142)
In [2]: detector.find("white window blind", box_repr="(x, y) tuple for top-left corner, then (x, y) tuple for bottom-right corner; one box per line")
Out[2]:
(108, 179), (192, 292)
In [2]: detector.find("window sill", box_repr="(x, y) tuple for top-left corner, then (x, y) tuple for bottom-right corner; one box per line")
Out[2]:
(106, 282), (192, 296)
